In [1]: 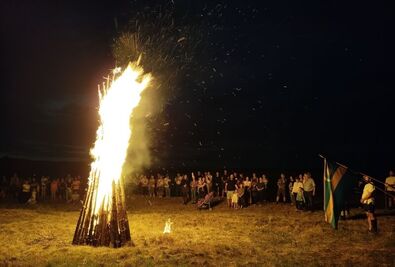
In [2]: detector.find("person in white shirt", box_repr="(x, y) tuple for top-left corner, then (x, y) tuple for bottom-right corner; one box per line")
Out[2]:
(384, 170), (395, 209)
(360, 175), (377, 233)
(292, 176), (304, 210)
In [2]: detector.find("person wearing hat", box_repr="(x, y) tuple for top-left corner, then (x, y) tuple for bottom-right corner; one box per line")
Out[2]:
(360, 175), (377, 233)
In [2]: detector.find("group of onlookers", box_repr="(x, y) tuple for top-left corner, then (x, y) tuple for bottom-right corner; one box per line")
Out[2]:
(137, 170), (317, 211)
(2, 169), (393, 215)
(0, 173), (83, 204)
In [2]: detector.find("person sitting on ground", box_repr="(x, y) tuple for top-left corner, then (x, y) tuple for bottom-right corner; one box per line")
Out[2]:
(276, 173), (287, 204)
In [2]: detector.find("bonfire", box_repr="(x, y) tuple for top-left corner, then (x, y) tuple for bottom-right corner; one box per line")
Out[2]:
(72, 60), (151, 247)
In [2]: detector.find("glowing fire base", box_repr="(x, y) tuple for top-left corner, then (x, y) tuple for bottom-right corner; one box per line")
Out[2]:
(72, 178), (131, 247)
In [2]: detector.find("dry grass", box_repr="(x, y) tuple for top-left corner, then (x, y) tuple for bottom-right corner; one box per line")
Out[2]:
(0, 196), (394, 266)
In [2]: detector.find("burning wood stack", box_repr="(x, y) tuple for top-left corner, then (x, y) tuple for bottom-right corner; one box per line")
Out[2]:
(72, 176), (132, 247)
(71, 61), (151, 247)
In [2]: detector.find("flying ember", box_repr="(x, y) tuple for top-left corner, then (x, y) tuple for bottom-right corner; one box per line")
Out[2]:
(73, 61), (152, 247)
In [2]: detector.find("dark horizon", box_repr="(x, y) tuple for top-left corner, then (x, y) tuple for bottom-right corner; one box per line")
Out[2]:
(1, 1), (394, 176)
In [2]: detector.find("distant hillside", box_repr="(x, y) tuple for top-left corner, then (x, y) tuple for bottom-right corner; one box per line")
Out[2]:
(0, 156), (90, 178)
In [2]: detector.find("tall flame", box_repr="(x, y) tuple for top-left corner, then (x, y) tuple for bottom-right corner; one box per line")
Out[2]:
(89, 62), (151, 215)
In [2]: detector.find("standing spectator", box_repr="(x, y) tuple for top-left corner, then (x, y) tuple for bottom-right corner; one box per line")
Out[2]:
(21, 179), (31, 203)
(250, 177), (258, 204)
(243, 176), (252, 206)
(59, 178), (67, 201)
(50, 178), (59, 201)
(163, 175), (171, 197)
(237, 182), (245, 209)
(40, 176), (48, 200)
(0, 176), (8, 201)
(30, 177), (39, 202)
(256, 177), (265, 205)
(276, 173), (287, 204)
(206, 172), (213, 193)
(140, 175), (148, 196)
(221, 171), (228, 198)
(385, 170), (395, 209)
(231, 183), (239, 209)
(142, 175), (149, 196)
(197, 177), (207, 199)
(10, 173), (20, 200)
(180, 175), (189, 204)
(190, 173), (198, 204)
(175, 174), (182, 197)
(71, 177), (81, 202)
(262, 174), (268, 202)
(360, 175), (377, 233)
(225, 174), (236, 208)
(156, 175), (164, 198)
(66, 176), (73, 203)
(213, 172), (221, 196)
(292, 176), (304, 210)
(148, 175), (155, 197)
(302, 172), (316, 211)
(288, 176), (295, 205)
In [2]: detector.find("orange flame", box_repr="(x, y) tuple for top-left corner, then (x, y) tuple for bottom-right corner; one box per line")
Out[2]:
(89, 62), (151, 215)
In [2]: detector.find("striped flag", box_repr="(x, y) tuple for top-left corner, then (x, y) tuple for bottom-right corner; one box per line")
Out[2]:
(323, 159), (357, 229)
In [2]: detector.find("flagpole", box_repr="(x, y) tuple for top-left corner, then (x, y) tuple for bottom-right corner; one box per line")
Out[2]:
(318, 154), (395, 199)
(322, 156), (326, 211)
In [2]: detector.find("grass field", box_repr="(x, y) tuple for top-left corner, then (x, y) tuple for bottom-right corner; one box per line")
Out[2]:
(0, 196), (394, 266)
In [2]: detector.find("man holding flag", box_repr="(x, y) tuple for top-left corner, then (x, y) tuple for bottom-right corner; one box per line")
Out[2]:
(360, 175), (378, 233)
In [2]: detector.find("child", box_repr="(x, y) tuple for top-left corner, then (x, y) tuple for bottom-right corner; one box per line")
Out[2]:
(232, 186), (239, 209)
(296, 187), (305, 211)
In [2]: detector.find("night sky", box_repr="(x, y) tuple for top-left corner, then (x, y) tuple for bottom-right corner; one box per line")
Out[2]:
(1, 1), (394, 175)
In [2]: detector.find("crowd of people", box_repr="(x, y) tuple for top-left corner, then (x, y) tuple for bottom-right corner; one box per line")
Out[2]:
(0, 174), (84, 204)
(136, 170), (317, 211)
(1, 169), (394, 222)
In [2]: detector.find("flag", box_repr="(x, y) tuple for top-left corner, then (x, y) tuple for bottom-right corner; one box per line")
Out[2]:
(323, 159), (357, 229)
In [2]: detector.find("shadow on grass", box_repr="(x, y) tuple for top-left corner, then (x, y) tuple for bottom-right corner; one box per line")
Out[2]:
(343, 209), (395, 221)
